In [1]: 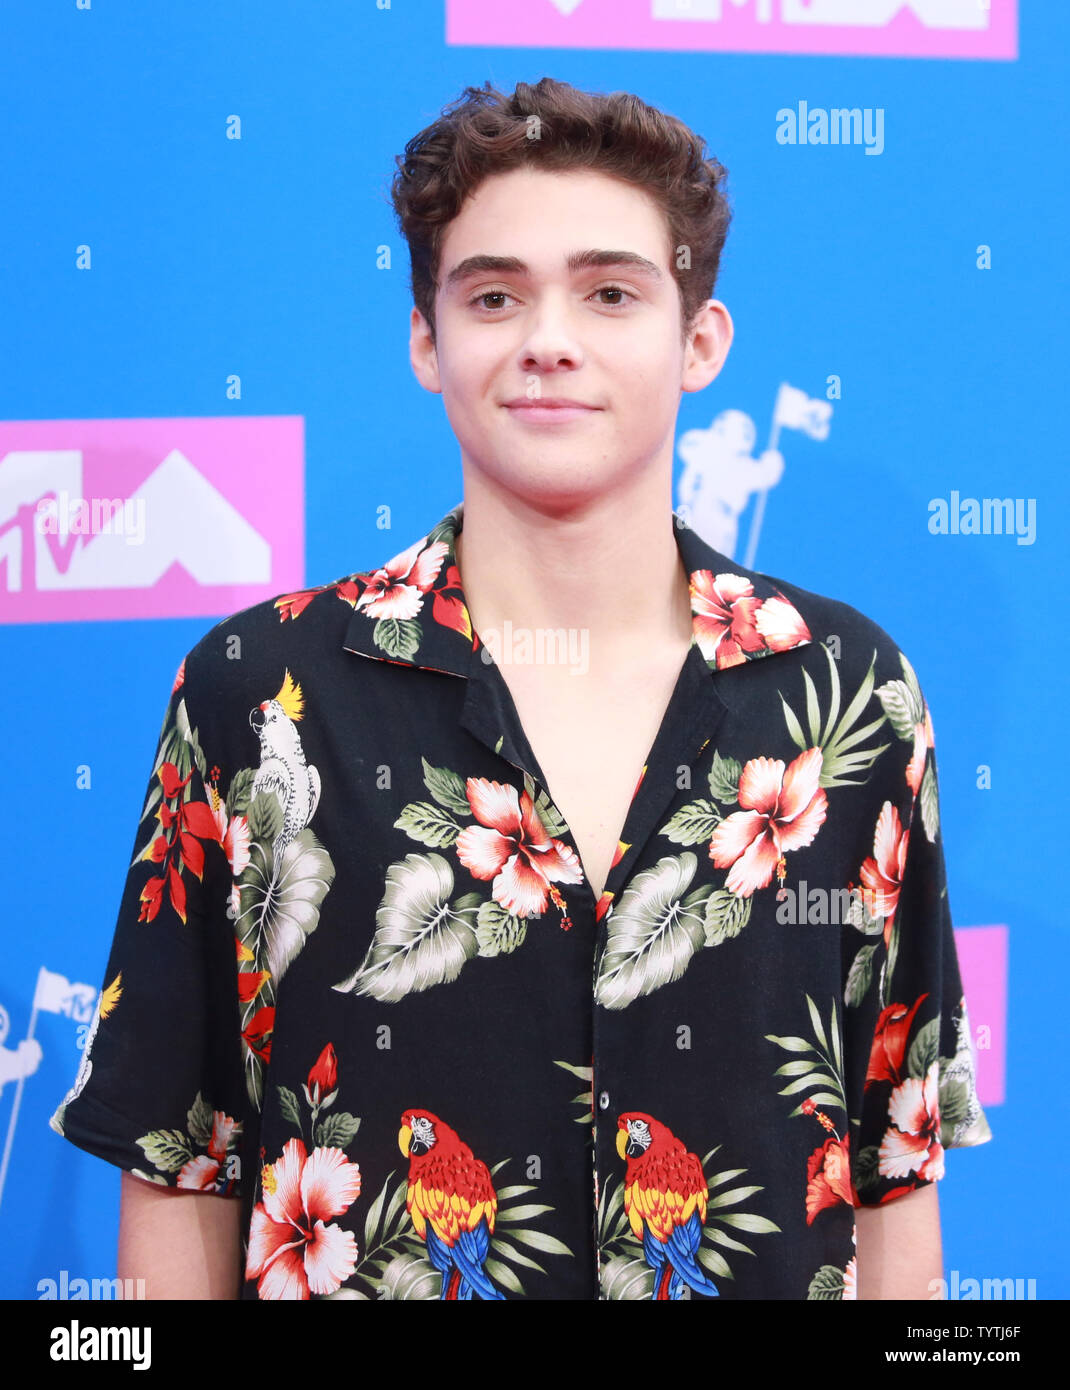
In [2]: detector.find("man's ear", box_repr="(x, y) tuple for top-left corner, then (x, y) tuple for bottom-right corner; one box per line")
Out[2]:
(682, 299), (734, 396)
(409, 306), (442, 395)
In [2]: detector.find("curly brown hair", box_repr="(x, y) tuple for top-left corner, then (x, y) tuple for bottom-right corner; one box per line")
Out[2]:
(389, 77), (733, 345)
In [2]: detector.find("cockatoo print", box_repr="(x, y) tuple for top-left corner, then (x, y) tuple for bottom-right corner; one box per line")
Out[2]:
(249, 669), (321, 857)
(942, 1000), (988, 1147)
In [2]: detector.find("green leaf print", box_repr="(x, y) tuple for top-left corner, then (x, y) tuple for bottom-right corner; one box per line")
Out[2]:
(420, 756), (472, 817)
(807, 1264), (848, 1300)
(853, 1145), (881, 1193)
(186, 1092), (213, 1148)
(845, 942), (878, 1007)
(594, 855), (707, 1010)
(246, 789), (284, 845)
(523, 769), (568, 838)
(238, 827), (335, 982)
(373, 617), (422, 662)
(906, 1017), (941, 1079)
(135, 1129), (193, 1173)
(702, 889), (752, 946)
(601, 1255), (656, 1301)
(394, 800), (461, 848)
(277, 1086), (303, 1130)
(920, 762), (940, 843)
(226, 766), (256, 820)
(377, 1251), (441, 1301)
(707, 751), (742, 804)
(660, 799), (722, 845)
(779, 645), (891, 789)
(766, 995), (847, 1116)
(475, 900), (527, 957)
(315, 1112), (362, 1149)
(332, 853), (480, 1002)
(553, 1059), (594, 1124)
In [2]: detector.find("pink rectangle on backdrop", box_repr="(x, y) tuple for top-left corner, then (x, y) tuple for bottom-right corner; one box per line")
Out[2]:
(953, 924), (1007, 1106)
(447, 0), (1017, 61)
(0, 416), (304, 625)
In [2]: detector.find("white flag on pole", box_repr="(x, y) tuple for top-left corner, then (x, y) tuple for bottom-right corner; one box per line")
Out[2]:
(772, 383), (832, 440)
(33, 967), (96, 1021)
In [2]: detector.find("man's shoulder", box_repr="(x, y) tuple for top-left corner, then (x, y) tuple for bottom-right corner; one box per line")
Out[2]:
(730, 562), (941, 747)
(173, 567), (373, 720)
(756, 564), (919, 682)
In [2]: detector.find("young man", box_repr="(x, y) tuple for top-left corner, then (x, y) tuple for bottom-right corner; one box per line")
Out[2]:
(52, 77), (990, 1301)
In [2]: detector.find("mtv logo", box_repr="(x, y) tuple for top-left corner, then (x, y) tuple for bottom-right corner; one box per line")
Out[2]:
(653, 0), (989, 25)
(446, 0), (1015, 59)
(0, 417), (304, 624)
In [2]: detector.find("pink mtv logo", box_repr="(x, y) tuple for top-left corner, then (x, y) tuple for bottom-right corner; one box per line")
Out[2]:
(954, 924), (1007, 1106)
(0, 417), (304, 625)
(448, 0), (1017, 60)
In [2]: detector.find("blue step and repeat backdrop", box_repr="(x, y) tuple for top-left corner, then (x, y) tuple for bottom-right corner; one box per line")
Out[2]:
(1, 1), (1065, 1299)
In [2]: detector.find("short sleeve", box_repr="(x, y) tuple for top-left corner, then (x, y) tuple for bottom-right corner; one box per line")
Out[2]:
(844, 672), (992, 1208)
(49, 654), (248, 1197)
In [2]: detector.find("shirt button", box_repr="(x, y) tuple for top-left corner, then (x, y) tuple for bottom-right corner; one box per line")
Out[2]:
(598, 1091), (610, 1111)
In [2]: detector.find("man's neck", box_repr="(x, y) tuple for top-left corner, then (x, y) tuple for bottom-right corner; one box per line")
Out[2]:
(452, 480), (694, 682)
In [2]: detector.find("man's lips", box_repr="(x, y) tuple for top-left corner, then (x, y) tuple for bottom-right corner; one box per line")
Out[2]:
(502, 399), (601, 422)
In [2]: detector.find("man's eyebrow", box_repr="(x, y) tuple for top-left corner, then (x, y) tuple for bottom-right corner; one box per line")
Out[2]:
(442, 249), (665, 292)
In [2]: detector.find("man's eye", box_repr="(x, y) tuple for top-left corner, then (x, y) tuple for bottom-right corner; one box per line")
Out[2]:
(468, 286), (637, 312)
(470, 290), (513, 311)
(592, 285), (634, 307)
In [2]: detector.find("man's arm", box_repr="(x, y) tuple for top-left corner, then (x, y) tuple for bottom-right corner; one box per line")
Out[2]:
(855, 1181), (943, 1300)
(117, 1170), (244, 1300)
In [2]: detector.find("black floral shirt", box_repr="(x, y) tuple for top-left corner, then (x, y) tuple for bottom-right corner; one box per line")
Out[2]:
(51, 501), (991, 1300)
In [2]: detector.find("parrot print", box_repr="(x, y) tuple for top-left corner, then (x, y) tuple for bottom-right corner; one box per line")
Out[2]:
(249, 668), (322, 857)
(398, 1109), (505, 1300)
(617, 1112), (720, 1300)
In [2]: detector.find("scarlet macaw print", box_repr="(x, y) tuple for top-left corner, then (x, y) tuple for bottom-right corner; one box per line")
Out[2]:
(398, 1109), (505, 1300)
(616, 1112), (720, 1300)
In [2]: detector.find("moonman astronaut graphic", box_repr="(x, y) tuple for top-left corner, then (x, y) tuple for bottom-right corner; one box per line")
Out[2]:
(676, 409), (784, 559)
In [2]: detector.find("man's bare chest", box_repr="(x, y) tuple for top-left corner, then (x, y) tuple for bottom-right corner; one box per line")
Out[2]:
(500, 656), (687, 902)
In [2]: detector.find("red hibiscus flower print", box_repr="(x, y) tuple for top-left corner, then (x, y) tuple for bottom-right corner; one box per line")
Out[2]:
(690, 572), (766, 668)
(753, 595), (812, 652)
(171, 656), (186, 694)
(690, 572), (811, 669)
(354, 536), (449, 622)
(878, 1061), (945, 1183)
(455, 778), (584, 917)
(246, 1138), (362, 1299)
(708, 747), (828, 896)
(209, 788), (251, 876)
(865, 995), (929, 1089)
(805, 1134), (853, 1225)
(177, 1110), (241, 1191)
(138, 762), (223, 924)
(859, 801), (909, 948)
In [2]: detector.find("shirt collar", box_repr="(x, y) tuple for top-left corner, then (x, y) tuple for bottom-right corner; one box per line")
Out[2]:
(340, 501), (812, 679)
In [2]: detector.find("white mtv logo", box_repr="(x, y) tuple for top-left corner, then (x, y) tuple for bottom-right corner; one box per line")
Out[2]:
(652, 0), (989, 28)
(0, 448), (271, 594)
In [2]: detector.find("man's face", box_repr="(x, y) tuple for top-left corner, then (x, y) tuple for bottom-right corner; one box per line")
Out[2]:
(409, 165), (730, 511)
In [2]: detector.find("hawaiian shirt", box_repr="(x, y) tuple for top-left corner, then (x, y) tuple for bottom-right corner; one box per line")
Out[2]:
(51, 501), (991, 1301)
